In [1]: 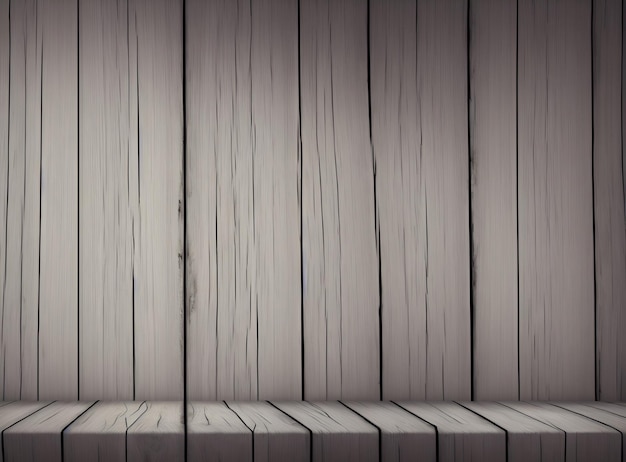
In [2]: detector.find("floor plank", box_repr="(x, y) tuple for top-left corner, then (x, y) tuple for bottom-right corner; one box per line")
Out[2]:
(517, 0), (595, 401)
(126, 402), (184, 462)
(273, 401), (378, 462)
(63, 401), (147, 462)
(0, 402), (51, 462)
(593, 0), (626, 402)
(502, 402), (621, 461)
(587, 402), (626, 418)
(301, 0), (379, 401)
(396, 402), (506, 462)
(3, 402), (93, 462)
(343, 401), (436, 462)
(38, 0), (79, 401)
(226, 401), (309, 462)
(461, 401), (564, 462)
(469, 0), (519, 401)
(187, 402), (252, 462)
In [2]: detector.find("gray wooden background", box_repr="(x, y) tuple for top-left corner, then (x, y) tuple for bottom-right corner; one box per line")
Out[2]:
(0, 0), (623, 402)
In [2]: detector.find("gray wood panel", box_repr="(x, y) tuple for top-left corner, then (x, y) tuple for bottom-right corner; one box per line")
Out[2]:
(38, 0), (78, 401)
(3, 401), (93, 462)
(397, 402), (506, 462)
(369, 0), (425, 402)
(132, 0), (184, 399)
(518, 0), (595, 400)
(588, 402), (626, 417)
(0, 0), (42, 401)
(461, 401), (564, 462)
(594, 0), (626, 402)
(63, 401), (147, 462)
(226, 401), (309, 462)
(0, 402), (51, 462)
(469, 0), (519, 401)
(502, 402), (621, 461)
(301, 0), (379, 400)
(274, 401), (378, 462)
(187, 402), (252, 462)
(344, 401), (437, 462)
(78, 0), (135, 400)
(126, 402), (184, 461)
(186, 0), (301, 401)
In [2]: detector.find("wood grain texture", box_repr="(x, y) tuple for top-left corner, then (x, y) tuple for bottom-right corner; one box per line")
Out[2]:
(126, 402), (184, 461)
(469, 0), (519, 401)
(344, 401), (437, 462)
(502, 402), (621, 462)
(185, 0), (257, 401)
(0, 401), (51, 462)
(461, 401), (565, 462)
(0, 0), (9, 401)
(63, 401), (147, 462)
(0, 0), (42, 401)
(594, 0), (626, 402)
(369, 0), (425, 402)
(396, 402), (506, 462)
(518, 0), (595, 400)
(38, 0), (78, 400)
(416, 0), (471, 400)
(187, 402), (252, 462)
(3, 401), (93, 462)
(186, 0), (301, 400)
(226, 401), (309, 462)
(301, 0), (379, 401)
(78, 0), (135, 399)
(274, 401), (378, 462)
(132, 0), (184, 399)
(589, 402), (626, 417)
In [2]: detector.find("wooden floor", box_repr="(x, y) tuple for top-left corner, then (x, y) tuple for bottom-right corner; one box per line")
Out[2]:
(1, 401), (625, 461)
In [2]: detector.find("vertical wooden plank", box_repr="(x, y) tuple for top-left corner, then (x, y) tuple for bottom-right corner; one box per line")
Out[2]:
(251, 0), (301, 399)
(186, 0), (256, 400)
(78, 0), (134, 400)
(126, 402), (185, 462)
(1, 0), (42, 402)
(518, 0), (595, 400)
(417, 0), (471, 399)
(301, 0), (379, 400)
(132, 0), (184, 399)
(470, 0), (519, 400)
(38, 0), (78, 400)
(3, 402), (94, 462)
(594, 0), (626, 402)
(369, 0), (425, 401)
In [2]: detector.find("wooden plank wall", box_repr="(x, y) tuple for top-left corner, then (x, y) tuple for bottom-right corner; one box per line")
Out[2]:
(0, 0), (623, 401)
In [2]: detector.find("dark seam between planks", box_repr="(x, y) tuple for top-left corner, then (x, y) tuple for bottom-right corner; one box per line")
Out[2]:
(182, 0), (188, 458)
(1, 401), (54, 461)
(76, 0), (80, 401)
(297, 0), (304, 401)
(267, 401), (312, 462)
(455, 401), (510, 462)
(36, 24), (42, 402)
(60, 401), (99, 461)
(338, 401), (381, 462)
(19, 0), (26, 400)
(223, 401), (256, 462)
(516, 0), (521, 401)
(467, 0), (475, 402)
(391, 401), (439, 462)
(591, 0), (599, 402)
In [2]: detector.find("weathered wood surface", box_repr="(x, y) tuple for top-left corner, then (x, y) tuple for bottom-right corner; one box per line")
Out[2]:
(63, 401), (147, 462)
(469, 0), (519, 401)
(187, 402), (252, 462)
(3, 401), (93, 462)
(517, 0), (595, 400)
(38, 0), (79, 401)
(301, 0), (379, 401)
(344, 401), (437, 462)
(226, 401), (309, 462)
(78, 0), (135, 400)
(274, 401), (378, 462)
(186, 0), (301, 401)
(396, 402), (506, 462)
(461, 401), (564, 462)
(502, 402), (621, 461)
(0, 402), (51, 462)
(126, 402), (184, 461)
(593, 0), (626, 402)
